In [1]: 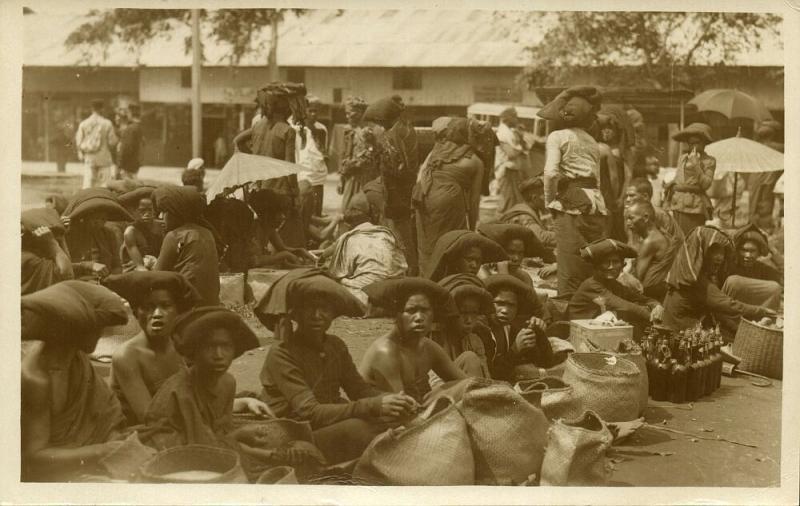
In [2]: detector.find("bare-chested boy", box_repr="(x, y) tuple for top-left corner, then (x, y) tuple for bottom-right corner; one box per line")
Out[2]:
(121, 194), (164, 272)
(626, 200), (680, 301)
(102, 271), (201, 424)
(21, 281), (129, 481)
(359, 278), (467, 404)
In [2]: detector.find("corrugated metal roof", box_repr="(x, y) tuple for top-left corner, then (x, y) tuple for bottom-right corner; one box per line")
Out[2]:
(23, 9), (782, 68)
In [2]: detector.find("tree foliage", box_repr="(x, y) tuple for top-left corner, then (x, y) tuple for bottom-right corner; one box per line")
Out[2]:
(509, 11), (782, 89)
(65, 8), (306, 65)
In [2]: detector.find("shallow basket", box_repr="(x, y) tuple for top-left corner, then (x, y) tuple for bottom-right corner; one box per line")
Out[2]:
(732, 318), (783, 380)
(139, 444), (247, 484)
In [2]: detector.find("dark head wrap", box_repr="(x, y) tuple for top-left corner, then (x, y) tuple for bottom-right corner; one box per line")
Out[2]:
(438, 273), (493, 314)
(63, 188), (134, 222)
(102, 271), (201, 312)
(733, 223), (770, 257)
(259, 82), (307, 121)
(21, 281), (128, 351)
(363, 95), (405, 129)
(425, 117), (472, 172)
(538, 85), (602, 122)
(152, 186), (206, 224)
(597, 104), (636, 150)
(477, 223), (554, 262)
(45, 194), (69, 216)
(580, 238), (638, 263)
(363, 277), (457, 321)
(424, 230), (507, 281)
(666, 226), (734, 289)
(484, 274), (538, 317)
(21, 207), (64, 236)
(254, 268), (364, 331)
(171, 306), (259, 359)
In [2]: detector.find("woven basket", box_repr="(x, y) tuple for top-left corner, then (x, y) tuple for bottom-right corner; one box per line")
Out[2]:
(256, 466), (297, 484)
(540, 410), (614, 486)
(732, 318), (783, 380)
(514, 376), (582, 421)
(139, 445), (248, 483)
(562, 353), (641, 423)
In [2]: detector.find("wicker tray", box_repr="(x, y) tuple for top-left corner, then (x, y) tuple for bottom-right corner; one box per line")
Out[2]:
(732, 318), (783, 380)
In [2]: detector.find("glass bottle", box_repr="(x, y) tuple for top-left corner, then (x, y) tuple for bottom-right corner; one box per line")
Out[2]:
(668, 341), (688, 403)
(686, 337), (702, 402)
(653, 341), (671, 402)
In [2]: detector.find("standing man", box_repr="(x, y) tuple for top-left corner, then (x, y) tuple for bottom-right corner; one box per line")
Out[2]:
(663, 123), (716, 236)
(307, 95), (329, 217)
(117, 105), (144, 180)
(494, 107), (529, 214)
(538, 86), (608, 297)
(75, 99), (118, 188)
(337, 96), (375, 214)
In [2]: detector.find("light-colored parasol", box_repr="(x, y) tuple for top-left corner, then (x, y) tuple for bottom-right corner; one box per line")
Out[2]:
(205, 152), (305, 204)
(689, 89), (773, 122)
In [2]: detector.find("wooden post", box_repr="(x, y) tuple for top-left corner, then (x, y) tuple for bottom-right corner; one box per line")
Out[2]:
(43, 94), (51, 164)
(191, 9), (202, 158)
(268, 15), (279, 81)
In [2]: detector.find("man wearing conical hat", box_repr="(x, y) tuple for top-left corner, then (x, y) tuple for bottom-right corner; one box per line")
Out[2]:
(663, 123), (716, 236)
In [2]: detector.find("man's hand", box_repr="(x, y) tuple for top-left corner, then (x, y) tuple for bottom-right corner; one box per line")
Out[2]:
(538, 263), (557, 279)
(288, 248), (317, 264)
(60, 216), (71, 231)
(650, 304), (665, 323)
(759, 307), (778, 319)
(379, 393), (418, 419)
(515, 328), (539, 352)
(234, 397), (275, 417)
(90, 262), (110, 279)
(274, 250), (302, 266)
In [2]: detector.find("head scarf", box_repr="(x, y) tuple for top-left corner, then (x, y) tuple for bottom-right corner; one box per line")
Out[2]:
(666, 226), (734, 289)
(363, 277), (457, 321)
(733, 223), (770, 256)
(344, 96), (368, 113)
(102, 271), (201, 312)
(363, 95), (405, 129)
(63, 188), (134, 222)
(153, 186), (206, 224)
(424, 230), (508, 281)
(343, 191), (374, 225)
(580, 238), (638, 263)
(425, 117), (473, 172)
(477, 223), (552, 261)
(261, 82), (307, 123)
(484, 274), (538, 318)
(538, 85), (602, 121)
(21, 208), (64, 236)
(438, 273), (493, 314)
(597, 104), (636, 150)
(254, 268), (363, 331)
(21, 281), (128, 350)
(187, 158), (205, 171)
(171, 306), (258, 359)
(45, 194), (69, 216)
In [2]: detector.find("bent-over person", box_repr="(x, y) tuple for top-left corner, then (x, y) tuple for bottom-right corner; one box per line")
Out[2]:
(21, 208), (73, 295)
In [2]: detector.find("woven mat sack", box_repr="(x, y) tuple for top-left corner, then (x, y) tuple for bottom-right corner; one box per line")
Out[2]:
(458, 378), (549, 485)
(562, 353), (640, 423)
(514, 376), (583, 421)
(540, 410), (614, 486)
(353, 396), (475, 485)
(616, 351), (649, 416)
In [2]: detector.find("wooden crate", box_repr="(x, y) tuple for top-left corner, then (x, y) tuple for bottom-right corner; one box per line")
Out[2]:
(569, 319), (633, 353)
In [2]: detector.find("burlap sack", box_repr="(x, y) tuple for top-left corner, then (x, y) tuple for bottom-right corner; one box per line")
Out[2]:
(562, 353), (640, 422)
(540, 410), (613, 486)
(514, 376), (583, 421)
(458, 378), (549, 485)
(353, 396), (474, 485)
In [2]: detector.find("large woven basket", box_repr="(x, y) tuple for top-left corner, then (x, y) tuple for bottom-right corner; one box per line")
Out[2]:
(732, 318), (783, 380)
(139, 445), (248, 483)
(562, 353), (641, 423)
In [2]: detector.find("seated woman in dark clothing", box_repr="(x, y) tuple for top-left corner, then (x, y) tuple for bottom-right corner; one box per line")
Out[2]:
(21, 208), (73, 295)
(477, 223), (556, 286)
(257, 269), (415, 464)
(722, 223), (782, 310)
(662, 226), (775, 341)
(247, 188), (316, 269)
(568, 238), (664, 333)
(423, 229), (507, 282)
(482, 274), (555, 381)
(63, 188), (133, 282)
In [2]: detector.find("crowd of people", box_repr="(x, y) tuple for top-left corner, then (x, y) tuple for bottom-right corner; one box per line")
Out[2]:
(20, 82), (784, 483)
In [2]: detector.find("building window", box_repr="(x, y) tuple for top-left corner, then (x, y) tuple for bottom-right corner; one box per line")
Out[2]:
(287, 67), (305, 84)
(181, 68), (192, 88)
(333, 88), (343, 104)
(393, 69), (422, 90)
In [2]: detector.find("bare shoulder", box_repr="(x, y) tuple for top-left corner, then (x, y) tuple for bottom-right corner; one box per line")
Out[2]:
(112, 333), (147, 366)
(361, 334), (398, 365)
(21, 348), (49, 403)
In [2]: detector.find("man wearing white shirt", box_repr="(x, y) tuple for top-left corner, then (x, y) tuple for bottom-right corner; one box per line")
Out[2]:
(75, 99), (118, 188)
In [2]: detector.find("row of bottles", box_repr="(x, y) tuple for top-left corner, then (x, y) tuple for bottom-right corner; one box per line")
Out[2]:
(642, 324), (724, 403)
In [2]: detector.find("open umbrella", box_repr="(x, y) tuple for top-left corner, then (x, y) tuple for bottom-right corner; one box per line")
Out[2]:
(705, 131), (783, 226)
(205, 152), (305, 204)
(689, 89), (773, 122)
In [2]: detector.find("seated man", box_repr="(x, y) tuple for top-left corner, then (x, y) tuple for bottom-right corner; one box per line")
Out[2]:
(139, 307), (302, 478)
(663, 226), (775, 340)
(21, 208), (73, 295)
(21, 281), (130, 481)
(498, 176), (556, 250)
(568, 238), (664, 333)
(120, 190), (163, 272)
(624, 177), (684, 244)
(359, 277), (467, 403)
(437, 274), (493, 379)
(321, 192), (408, 308)
(153, 186), (220, 306)
(102, 271), (200, 424)
(424, 229), (507, 282)
(626, 201), (680, 301)
(259, 269), (415, 464)
(722, 224), (782, 310)
(477, 223), (556, 285)
(483, 274), (555, 381)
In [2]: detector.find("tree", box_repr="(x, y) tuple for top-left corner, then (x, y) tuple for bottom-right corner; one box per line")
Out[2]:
(507, 11), (783, 90)
(65, 8), (308, 79)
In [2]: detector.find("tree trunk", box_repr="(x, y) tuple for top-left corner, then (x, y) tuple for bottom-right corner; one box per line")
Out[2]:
(268, 16), (279, 81)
